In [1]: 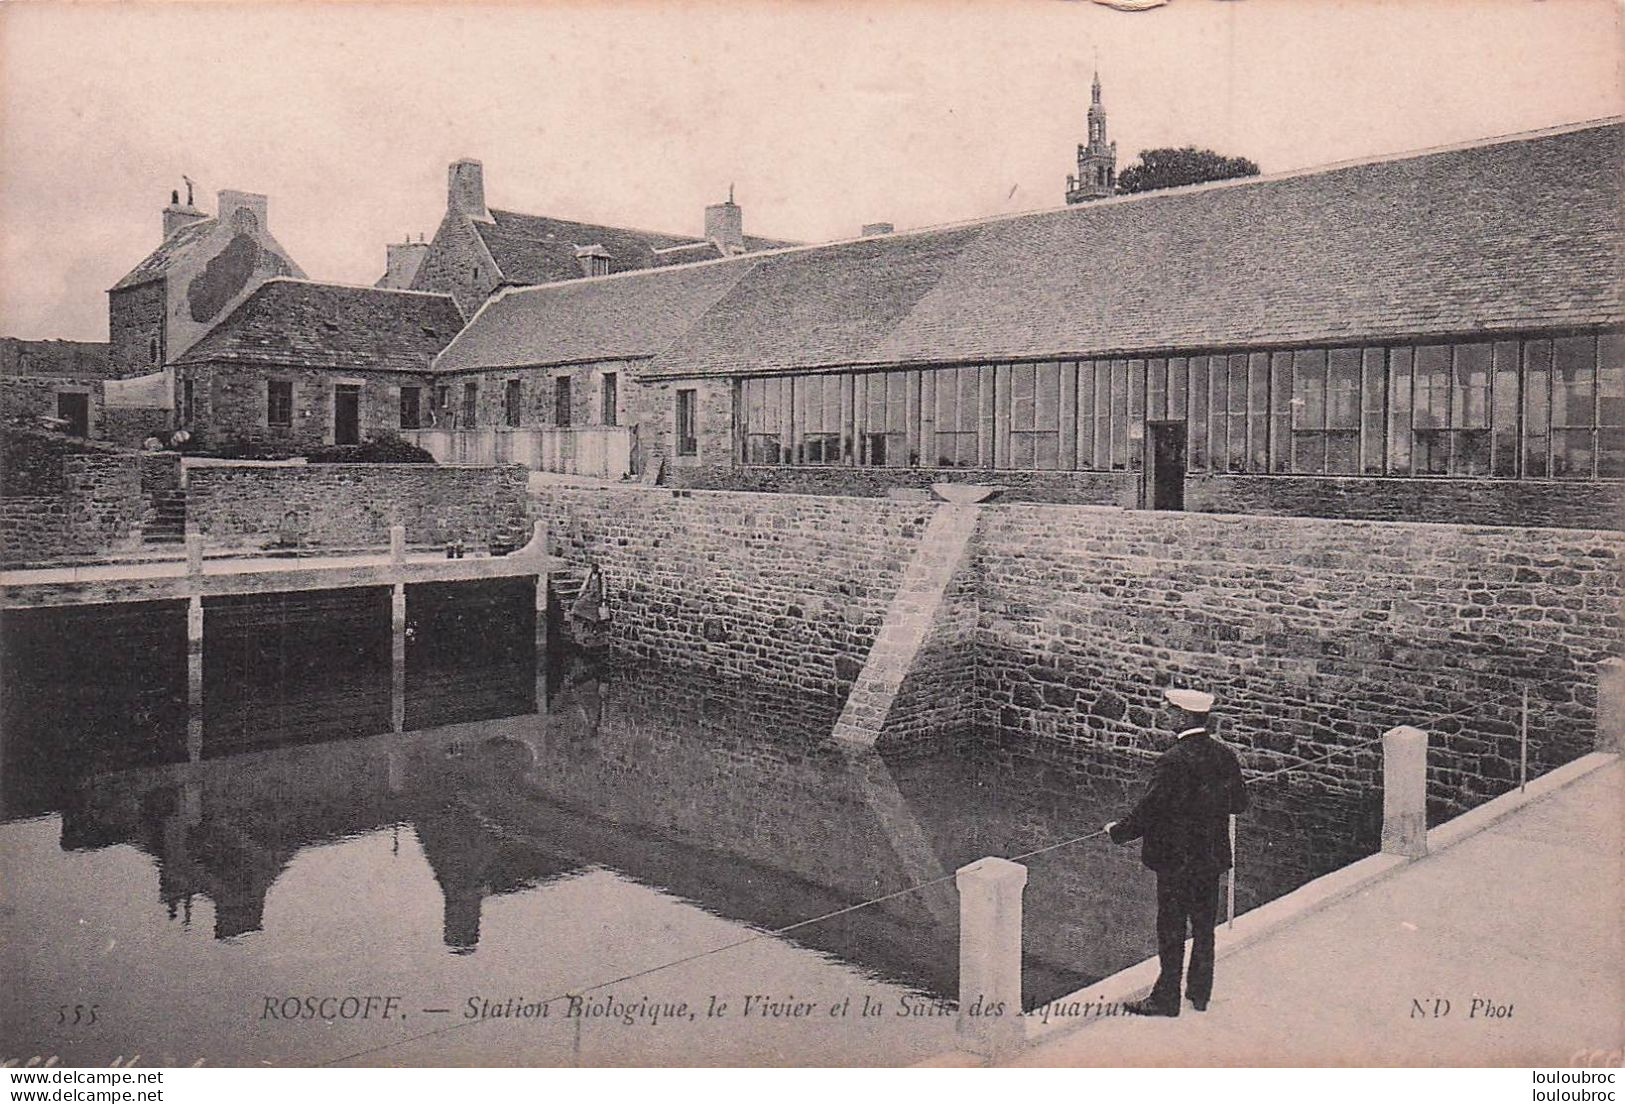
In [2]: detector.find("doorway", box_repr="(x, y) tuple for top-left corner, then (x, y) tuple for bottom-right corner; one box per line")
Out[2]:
(1146, 420), (1187, 511)
(56, 392), (90, 437)
(334, 385), (361, 445)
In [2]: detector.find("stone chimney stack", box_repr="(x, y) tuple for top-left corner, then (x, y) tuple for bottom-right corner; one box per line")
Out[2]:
(705, 186), (745, 255)
(448, 158), (492, 223)
(217, 189), (270, 233)
(861, 222), (895, 237)
(163, 182), (208, 240)
(381, 236), (430, 289)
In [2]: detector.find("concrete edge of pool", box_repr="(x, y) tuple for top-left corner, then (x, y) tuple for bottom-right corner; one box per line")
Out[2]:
(910, 749), (1622, 1068)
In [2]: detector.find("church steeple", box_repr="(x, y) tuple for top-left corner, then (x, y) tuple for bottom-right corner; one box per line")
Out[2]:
(1067, 69), (1118, 205)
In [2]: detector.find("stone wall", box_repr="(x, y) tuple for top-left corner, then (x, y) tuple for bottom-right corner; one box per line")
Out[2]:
(0, 429), (174, 565)
(1, 375), (101, 436)
(184, 462), (532, 550)
(536, 485), (931, 703)
(1186, 473), (1624, 530)
(974, 504), (1623, 819)
(625, 377), (732, 476)
(108, 280), (167, 379)
(439, 360), (629, 431)
(668, 462), (1141, 506)
(178, 361), (433, 452)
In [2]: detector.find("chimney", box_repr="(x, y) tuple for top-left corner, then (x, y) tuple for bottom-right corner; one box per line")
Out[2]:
(163, 187), (208, 240)
(217, 190), (270, 234)
(448, 158), (492, 223)
(704, 187), (745, 255)
(381, 237), (430, 289)
(861, 222), (895, 237)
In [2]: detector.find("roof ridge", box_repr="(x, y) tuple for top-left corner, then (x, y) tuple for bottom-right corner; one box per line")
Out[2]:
(488, 207), (704, 245)
(258, 275), (458, 301)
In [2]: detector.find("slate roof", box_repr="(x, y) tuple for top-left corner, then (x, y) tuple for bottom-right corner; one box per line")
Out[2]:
(474, 209), (798, 286)
(174, 280), (465, 372)
(438, 119), (1625, 383)
(109, 219), (217, 291)
(434, 259), (756, 372)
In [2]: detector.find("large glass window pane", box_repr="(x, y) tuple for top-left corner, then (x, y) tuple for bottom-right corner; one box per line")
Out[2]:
(1076, 361), (1097, 469)
(1292, 349), (1327, 473)
(1167, 357), (1188, 424)
(1451, 343), (1493, 476)
(1128, 359), (1146, 472)
(1326, 348), (1361, 475)
(1110, 360), (1129, 470)
(1210, 356), (1230, 471)
(1552, 335), (1597, 478)
(1188, 356), (1209, 470)
(1599, 332), (1624, 478)
(1270, 351), (1293, 473)
(1523, 339), (1551, 478)
(1361, 348), (1386, 474)
(1147, 358), (1168, 421)
(1010, 362), (1035, 431)
(1226, 354), (1247, 473)
(1388, 348), (1413, 475)
(1491, 342), (1520, 477)
(1413, 345), (1451, 474)
(1247, 352), (1270, 473)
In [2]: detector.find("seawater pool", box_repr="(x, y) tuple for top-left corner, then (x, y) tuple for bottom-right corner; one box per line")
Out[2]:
(0, 582), (1380, 1066)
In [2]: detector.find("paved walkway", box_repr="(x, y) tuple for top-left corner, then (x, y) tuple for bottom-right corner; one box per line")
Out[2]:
(1011, 759), (1623, 1067)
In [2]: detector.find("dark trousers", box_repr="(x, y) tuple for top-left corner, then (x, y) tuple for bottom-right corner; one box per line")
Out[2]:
(1149, 869), (1222, 1008)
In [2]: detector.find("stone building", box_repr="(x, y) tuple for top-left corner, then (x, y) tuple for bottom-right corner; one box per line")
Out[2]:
(433, 118), (1623, 529)
(403, 159), (796, 316)
(1065, 71), (1117, 204)
(172, 279), (463, 452)
(108, 186), (305, 380)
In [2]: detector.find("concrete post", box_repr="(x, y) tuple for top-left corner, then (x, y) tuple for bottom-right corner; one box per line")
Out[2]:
(391, 583), (407, 733)
(1597, 659), (1624, 754)
(389, 524), (406, 565)
(185, 533), (203, 576)
(955, 856), (1027, 1059)
(187, 594), (205, 761)
(1381, 725), (1429, 859)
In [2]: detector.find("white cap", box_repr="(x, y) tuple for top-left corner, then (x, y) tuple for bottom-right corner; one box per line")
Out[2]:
(1164, 688), (1215, 714)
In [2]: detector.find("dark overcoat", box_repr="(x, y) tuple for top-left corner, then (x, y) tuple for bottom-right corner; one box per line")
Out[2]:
(1109, 730), (1250, 875)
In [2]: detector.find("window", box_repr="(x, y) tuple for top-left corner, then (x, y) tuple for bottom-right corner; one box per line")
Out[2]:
(462, 381), (478, 428)
(590, 255), (611, 277)
(1552, 335), (1597, 478)
(934, 366), (981, 467)
(741, 376), (786, 463)
(267, 380), (293, 427)
(1187, 357), (1209, 471)
(553, 377), (571, 427)
(860, 371), (911, 466)
(793, 374), (844, 463)
(676, 389), (698, 456)
(400, 385), (422, 430)
(1005, 362), (1061, 469)
(434, 385), (449, 426)
(1600, 333), (1625, 477)
(1411, 344), (1490, 475)
(504, 379), (523, 428)
(601, 373), (618, 426)
(182, 379), (196, 426)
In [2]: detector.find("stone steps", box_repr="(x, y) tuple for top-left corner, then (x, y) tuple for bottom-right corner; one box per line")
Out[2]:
(831, 503), (980, 747)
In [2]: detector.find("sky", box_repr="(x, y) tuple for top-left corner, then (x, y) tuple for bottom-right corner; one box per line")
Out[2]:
(1, 0), (1621, 342)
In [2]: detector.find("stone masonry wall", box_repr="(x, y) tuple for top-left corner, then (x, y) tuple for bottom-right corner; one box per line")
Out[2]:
(0, 429), (171, 565)
(1187, 473), (1624, 531)
(974, 505), (1624, 819)
(536, 485), (931, 703)
(179, 362), (433, 453)
(185, 463), (531, 550)
(668, 462), (1141, 506)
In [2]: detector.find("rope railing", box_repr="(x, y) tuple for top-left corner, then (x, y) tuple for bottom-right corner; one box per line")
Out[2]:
(319, 695), (1535, 1067)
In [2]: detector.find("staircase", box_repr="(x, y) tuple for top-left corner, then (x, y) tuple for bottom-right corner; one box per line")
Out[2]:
(831, 503), (981, 747)
(143, 488), (187, 546)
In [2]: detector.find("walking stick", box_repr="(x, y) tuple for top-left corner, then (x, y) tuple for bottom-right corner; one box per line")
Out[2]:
(1227, 814), (1237, 930)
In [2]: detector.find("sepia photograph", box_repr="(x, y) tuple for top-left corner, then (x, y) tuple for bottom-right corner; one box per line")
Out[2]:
(0, 0), (1621, 1085)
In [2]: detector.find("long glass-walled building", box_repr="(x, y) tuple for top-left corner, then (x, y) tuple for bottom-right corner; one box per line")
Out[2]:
(739, 331), (1623, 480)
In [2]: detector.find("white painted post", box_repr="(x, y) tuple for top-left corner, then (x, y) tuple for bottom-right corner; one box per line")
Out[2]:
(1597, 659), (1625, 755)
(185, 533), (203, 576)
(955, 856), (1027, 1060)
(389, 524), (406, 565)
(1381, 725), (1429, 859)
(391, 582), (408, 734)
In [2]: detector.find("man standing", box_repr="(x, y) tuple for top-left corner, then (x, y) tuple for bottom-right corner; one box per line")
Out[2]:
(1106, 688), (1248, 1016)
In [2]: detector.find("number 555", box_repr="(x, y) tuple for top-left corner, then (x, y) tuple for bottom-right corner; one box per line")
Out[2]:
(55, 1004), (99, 1026)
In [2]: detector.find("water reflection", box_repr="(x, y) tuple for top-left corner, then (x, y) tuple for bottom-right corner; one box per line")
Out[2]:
(1, 583), (1380, 1065)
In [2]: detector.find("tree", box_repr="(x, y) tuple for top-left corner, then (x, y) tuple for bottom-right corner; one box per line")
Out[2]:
(1116, 147), (1261, 195)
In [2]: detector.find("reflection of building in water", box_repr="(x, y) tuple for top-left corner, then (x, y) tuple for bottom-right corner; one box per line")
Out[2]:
(7, 648), (1379, 1004)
